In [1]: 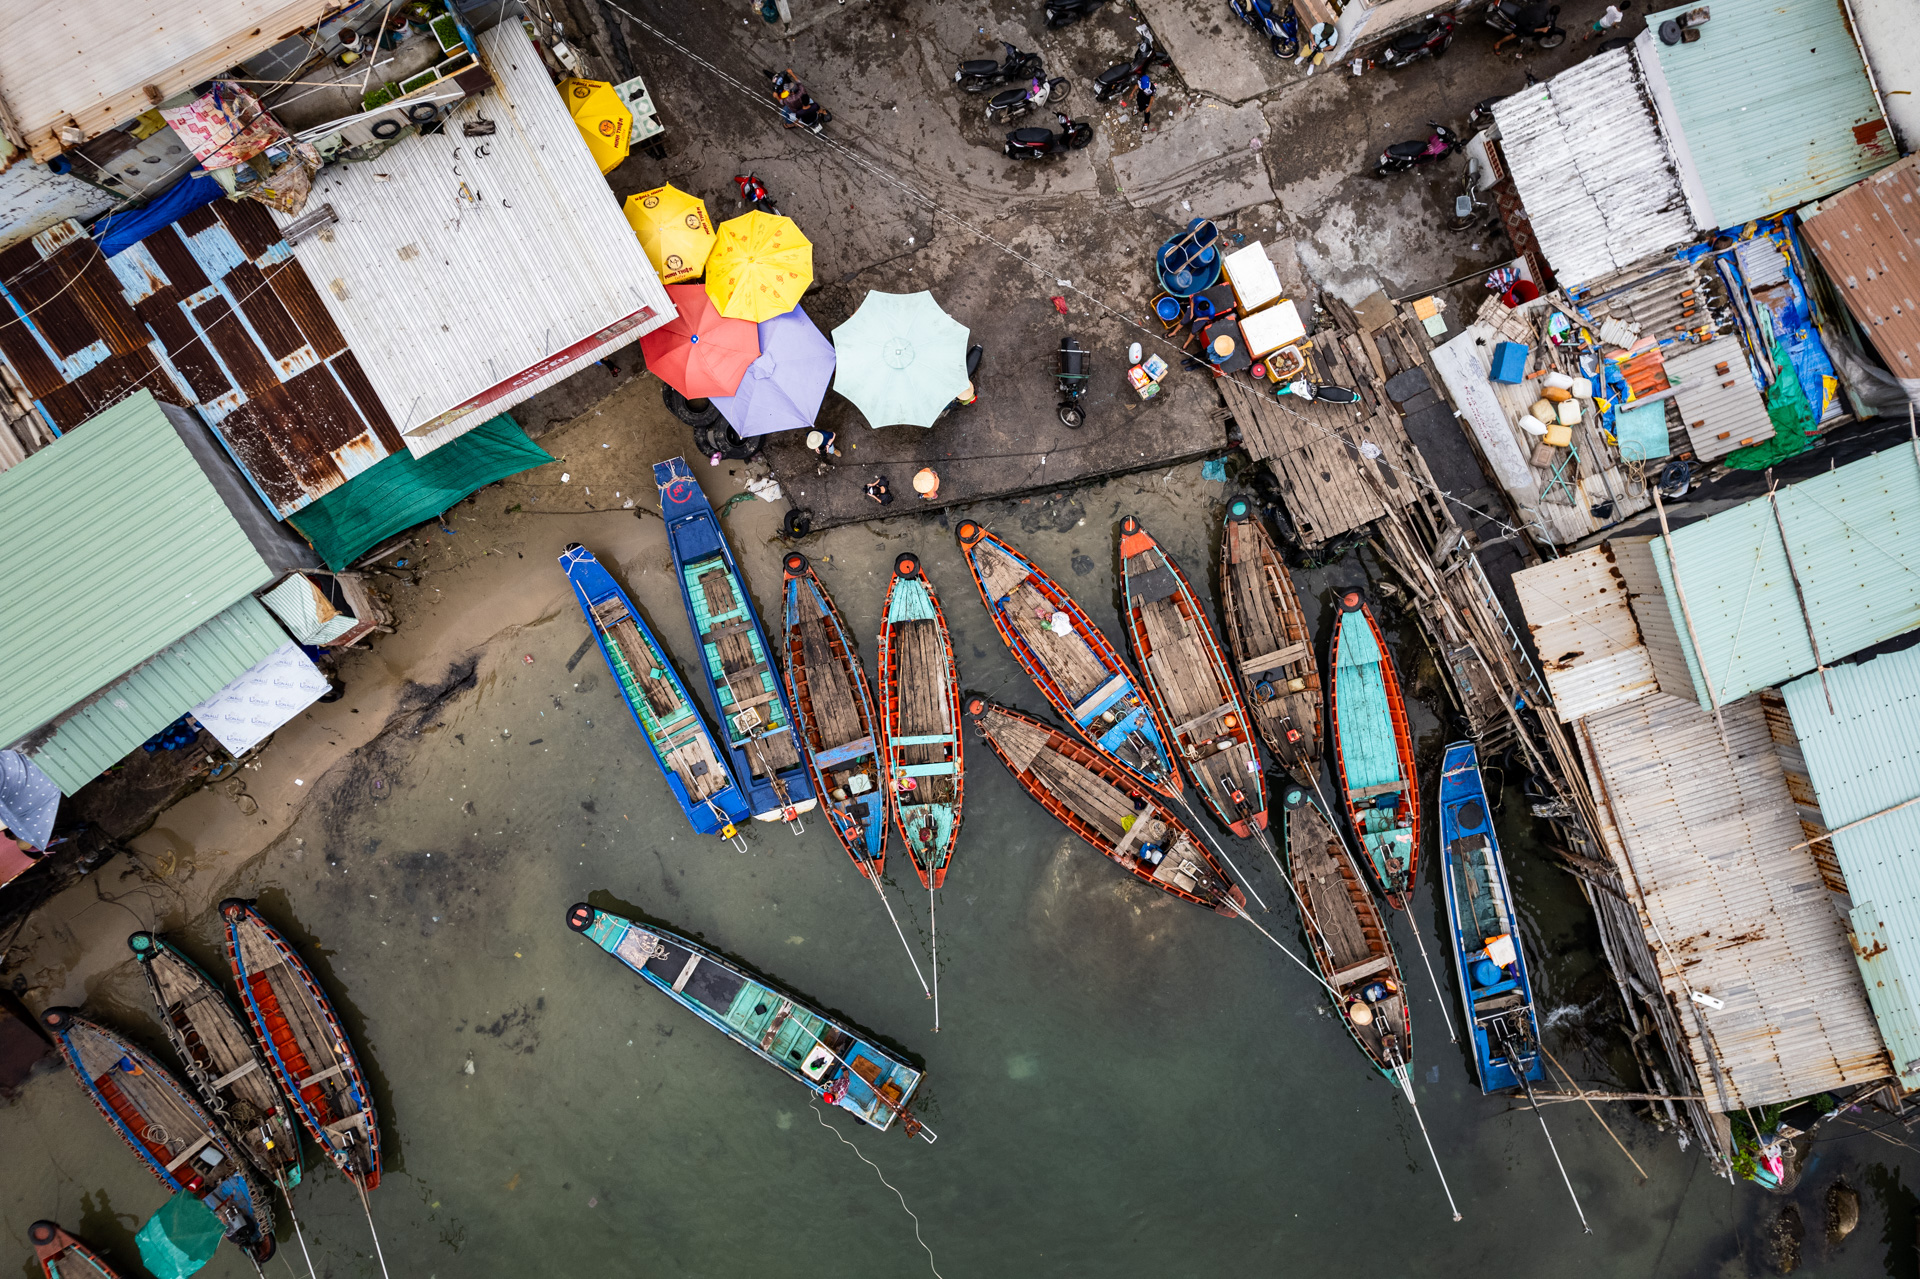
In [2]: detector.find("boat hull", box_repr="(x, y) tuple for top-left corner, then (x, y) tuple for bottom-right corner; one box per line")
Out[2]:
(1220, 498), (1322, 780)
(30, 1221), (121, 1279)
(878, 553), (964, 889)
(1328, 594), (1419, 908)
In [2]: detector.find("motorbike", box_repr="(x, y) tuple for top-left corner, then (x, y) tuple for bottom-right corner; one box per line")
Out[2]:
(1094, 28), (1173, 102)
(1485, 1), (1567, 47)
(1374, 121), (1461, 176)
(1375, 13), (1454, 69)
(1057, 337), (1091, 428)
(1227, 0), (1301, 59)
(956, 40), (1045, 92)
(1448, 161), (1492, 231)
(986, 75), (1070, 125)
(1044, 0), (1109, 28)
(1005, 113), (1094, 160)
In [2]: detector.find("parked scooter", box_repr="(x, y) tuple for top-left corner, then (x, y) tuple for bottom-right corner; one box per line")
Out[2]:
(1005, 113), (1094, 160)
(1485, 1), (1567, 48)
(1095, 28), (1173, 102)
(1044, 0), (1109, 28)
(1057, 337), (1091, 428)
(1227, 0), (1301, 59)
(955, 41), (1044, 92)
(986, 75), (1071, 125)
(1374, 121), (1461, 176)
(1375, 13), (1454, 69)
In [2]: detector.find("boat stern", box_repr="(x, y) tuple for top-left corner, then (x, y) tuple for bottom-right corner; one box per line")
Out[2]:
(830, 1042), (922, 1132)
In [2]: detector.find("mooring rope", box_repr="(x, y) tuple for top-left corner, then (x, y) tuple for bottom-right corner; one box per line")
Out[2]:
(811, 1104), (945, 1278)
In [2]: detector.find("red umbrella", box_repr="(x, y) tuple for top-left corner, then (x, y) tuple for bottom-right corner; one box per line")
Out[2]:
(639, 284), (761, 398)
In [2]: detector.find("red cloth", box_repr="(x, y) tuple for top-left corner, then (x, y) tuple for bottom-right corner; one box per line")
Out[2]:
(638, 284), (762, 398)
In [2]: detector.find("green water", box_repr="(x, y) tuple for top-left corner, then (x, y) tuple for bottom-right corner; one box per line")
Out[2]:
(4, 465), (1912, 1277)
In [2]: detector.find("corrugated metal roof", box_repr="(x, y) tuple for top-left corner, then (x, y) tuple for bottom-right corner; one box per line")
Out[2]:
(1636, 0), (1897, 229)
(1578, 690), (1890, 1110)
(0, 160), (114, 253)
(0, 1), (344, 161)
(1663, 338), (1774, 462)
(280, 22), (675, 457)
(0, 390), (272, 749)
(1801, 154), (1920, 389)
(1782, 644), (1920, 1087)
(25, 597), (287, 794)
(1513, 545), (1659, 722)
(1647, 445), (1920, 709)
(1490, 49), (1701, 288)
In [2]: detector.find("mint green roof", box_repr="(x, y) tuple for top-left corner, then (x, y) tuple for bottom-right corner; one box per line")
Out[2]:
(27, 598), (287, 794)
(1782, 645), (1920, 1088)
(0, 392), (273, 748)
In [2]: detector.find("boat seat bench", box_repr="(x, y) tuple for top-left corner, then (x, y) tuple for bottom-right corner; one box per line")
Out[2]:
(1331, 954), (1393, 986)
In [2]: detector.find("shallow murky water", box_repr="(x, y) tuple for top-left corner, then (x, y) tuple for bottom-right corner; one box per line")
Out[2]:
(4, 461), (1914, 1277)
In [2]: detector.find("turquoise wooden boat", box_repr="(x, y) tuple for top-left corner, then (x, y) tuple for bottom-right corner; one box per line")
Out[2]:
(567, 904), (933, 1140)
(1328, 591), (1419, 909)
(878, 552), (964, 890)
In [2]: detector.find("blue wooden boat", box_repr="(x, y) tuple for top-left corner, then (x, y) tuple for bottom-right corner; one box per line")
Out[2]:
(1439, 741), (1544, 1094)
(781, 552), (887, 872)
(1328, 591), (1419, 909)
(878, 552), (963, 890)
(955, 520), (1179, 797)
(561, 543), (751, 844)
(655, 458), (817, 826)
(566, 904), (933, 1139)
(40, 1007), (276, 1264)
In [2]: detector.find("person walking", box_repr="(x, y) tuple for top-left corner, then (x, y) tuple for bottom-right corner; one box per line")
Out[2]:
(806, 428), (839, 475)
(1492, 1), (1554, 51)
(1134, 72), (1156, 129)
(913, 468), (940, 501)
(1585, 1), (1630, 37)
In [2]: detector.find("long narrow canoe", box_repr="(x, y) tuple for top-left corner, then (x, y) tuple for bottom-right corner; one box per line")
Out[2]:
(1279, 784), (1411, 1078)
(655, 458), (817, 825)
(1118, 515), (1265, 836)
(1440, 741), (1544, 1094)
(39, 1008), (275, 1263)
(782, 552), (887, 873)
(1329, 591), (1419, 909)
(955, 520), (1179, 796)
(30, 1221), (121, 1279)
(1220, 497), (1321, 780)
(878, 552), (964, 889)
(566, 904), (931, 1139)
(968, 698), (1244, 915)
(561, 543), (750, 841)
(221, 898), (380, 1193)
(128, 931), (302, 1191)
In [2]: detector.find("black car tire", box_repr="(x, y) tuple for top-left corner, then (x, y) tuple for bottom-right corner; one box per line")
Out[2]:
(664, 385), (722, 427)
(1538, 27), (1565, 46)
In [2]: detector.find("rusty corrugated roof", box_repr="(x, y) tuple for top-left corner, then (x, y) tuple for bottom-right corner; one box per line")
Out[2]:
(1801, 154), (1920, 388)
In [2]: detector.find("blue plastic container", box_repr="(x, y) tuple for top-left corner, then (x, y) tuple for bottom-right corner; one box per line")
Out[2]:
(1489, 341), (1528, 383)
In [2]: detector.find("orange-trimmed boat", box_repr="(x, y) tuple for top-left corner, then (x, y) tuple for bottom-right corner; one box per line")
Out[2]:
(877, 552), (964, 890)
(30, 1221), (121, 1279)
(1328, 591), (1419, 909)
(968, 698), (1244, 915)
(1220, 496), (1321, 780)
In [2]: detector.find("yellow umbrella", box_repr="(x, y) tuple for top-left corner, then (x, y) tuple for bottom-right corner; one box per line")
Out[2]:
(705, 211), (814, 323)
(624, 185), (715, 284)
(559, 78), (631, 174)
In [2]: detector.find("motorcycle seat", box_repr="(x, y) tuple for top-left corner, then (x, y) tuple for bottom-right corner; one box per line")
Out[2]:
(1385, 139), (1430, 158)
(958, 59), (999, 76)
(1389, 26), (1435, 51)
(1009, 127), (1054, 145)
(990, 87), (1030, 109)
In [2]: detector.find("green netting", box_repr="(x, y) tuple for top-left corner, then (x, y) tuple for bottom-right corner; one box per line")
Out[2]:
(1725, 339), (1816, 471)
(287, 414), (551, 570)
(136, 1192), (222, 1279)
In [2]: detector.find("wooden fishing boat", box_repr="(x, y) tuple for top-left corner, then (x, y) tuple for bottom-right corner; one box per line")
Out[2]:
(39, 1008), (275, 1263)
(220, 898), (380, 1193)
(566, 904), (932, 1140)
(30, 1221), (121, 1279)
(128, 931), (303, 1191)
(1328, 591), (1419, 909)
(1118, 515), (1266, 837)
(968, 699), (1244, 915)
(1439, 741), (1544, 1093)
(782, 552), (887, 873)
(561, 543), (750, 842)
(1220, 497), (1321, 779)
(877, 552), (964, 889)
(955, 520), (1179, 796)
(655, 458), (817, 825)
(1279, 784), (1411, 1077)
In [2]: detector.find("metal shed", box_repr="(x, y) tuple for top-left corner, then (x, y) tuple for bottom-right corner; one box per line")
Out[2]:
(1800, 154), (1920, 392)
(1512, 545), (1659, 722)
(1663, 338), (1774, 462)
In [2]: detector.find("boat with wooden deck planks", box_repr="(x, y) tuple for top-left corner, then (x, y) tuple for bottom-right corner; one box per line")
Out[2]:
(1328, 591), (1419, 909)
(1278, 784), (1411, 1076)
(955, 520), (1179, 797)
(878, 552), (964, 889)
(220, 899), (381, 1194)
(128, 931), (303, 1192)
(1439, 742), (1544, 1093)
(566, 904), (933, 1139)
(782, 552), (888, 872)
(560, 543), (751, 842)
(655, 458), (817, 825)
(1117, 515), (1266, 838)
(967, 699), (1244, 914)
(39, 1008), (275, 1263)
(1219, 497), (1321, 780)
(30, 1221), (122, 1279)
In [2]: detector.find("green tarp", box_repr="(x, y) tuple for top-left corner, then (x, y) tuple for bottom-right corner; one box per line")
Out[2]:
(136, 1192), (222, 1278)
(288, 414), (552, 569)
(1726, 339), (1816, 471)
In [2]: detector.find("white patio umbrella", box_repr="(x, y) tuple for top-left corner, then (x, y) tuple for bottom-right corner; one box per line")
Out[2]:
(830, 290), (970, 428)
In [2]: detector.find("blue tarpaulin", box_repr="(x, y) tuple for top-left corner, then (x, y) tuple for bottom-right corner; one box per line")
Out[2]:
(92, 176), (225, 258)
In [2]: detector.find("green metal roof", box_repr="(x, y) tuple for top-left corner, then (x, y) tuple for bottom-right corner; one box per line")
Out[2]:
(1649, 445), (1920, 709)
(1782, 644), (1920, 1088)
(1639, 0), (1897, 228)
(0, 392), (273, 748)
(25, 598), (287, 794)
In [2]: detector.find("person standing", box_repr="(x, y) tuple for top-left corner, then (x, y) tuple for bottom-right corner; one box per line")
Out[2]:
(1586, 1), (1630, 37)
(913, 468), (940, 501)
(865, 476), (894, 506)
(1134, 73), (1156, 129)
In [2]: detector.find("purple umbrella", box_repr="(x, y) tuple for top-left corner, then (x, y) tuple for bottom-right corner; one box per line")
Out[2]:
(710, 306), (836, 438)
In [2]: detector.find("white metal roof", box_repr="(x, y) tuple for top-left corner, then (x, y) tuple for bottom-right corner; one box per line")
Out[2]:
(278, 22), (675, 456)
(0, 1), (344, 161)
(1512, 546), (1657, 723)
(1491, 49), (1702, 288)
(1664, 339), (1774, 462)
